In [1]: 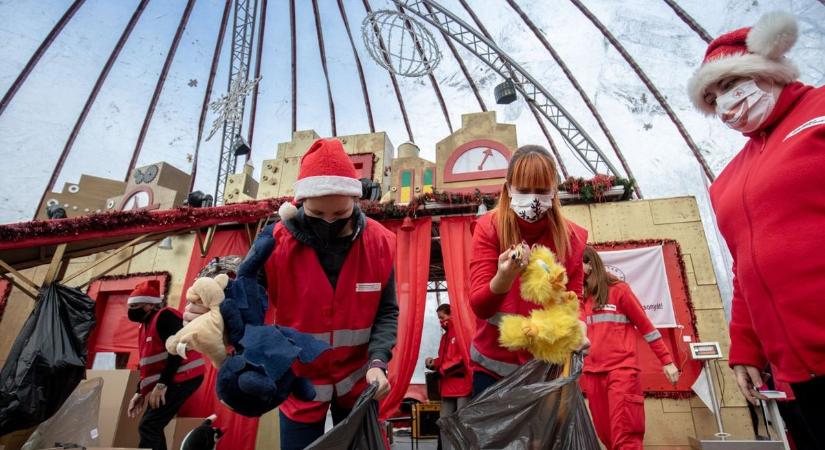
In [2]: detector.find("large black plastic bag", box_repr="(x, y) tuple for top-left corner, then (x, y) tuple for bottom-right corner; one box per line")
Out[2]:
(0, 283), (96, 435)
(305, 384), (386, 450)
(439, 354), (600, 450)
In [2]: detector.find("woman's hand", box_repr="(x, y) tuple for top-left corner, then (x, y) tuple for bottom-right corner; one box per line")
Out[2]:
(148, 384), (167, 409)
(733, 365), (767, 405)
(490, 244), (530, 294)
(366, 368), (391, 400)
(663, 363), (680, 386)
(183, 302), (209, 326)
(127, 393), (144, 418)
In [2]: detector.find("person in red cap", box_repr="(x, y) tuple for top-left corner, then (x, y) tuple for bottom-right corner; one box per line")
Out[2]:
(126, 279), (205, 450)
(687, 11), (825, 446)
(185, 138), (398, 449)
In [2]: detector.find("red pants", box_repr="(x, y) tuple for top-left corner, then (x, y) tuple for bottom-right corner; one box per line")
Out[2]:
(581, 368), (645, 450)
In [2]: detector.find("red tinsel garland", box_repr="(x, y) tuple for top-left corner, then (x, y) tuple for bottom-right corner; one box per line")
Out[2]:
(593, 239), (701, 399)
(0, 280), (12, 323)
(87, 271), (172, 302)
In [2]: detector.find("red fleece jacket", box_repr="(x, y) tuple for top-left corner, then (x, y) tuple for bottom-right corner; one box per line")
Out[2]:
(710, 82), (825, 383)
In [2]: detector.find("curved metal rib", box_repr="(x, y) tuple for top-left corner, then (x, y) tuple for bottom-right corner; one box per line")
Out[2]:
(568, 0), (715, 181)
(36, 0), (149, 219)
(398, 0), (618, 176)
(126, 0), (197, 182)
(0, 0), (86, 118)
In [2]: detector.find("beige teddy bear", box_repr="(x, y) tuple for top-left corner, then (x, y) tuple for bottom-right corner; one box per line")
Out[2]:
(166, 274), (228, 368)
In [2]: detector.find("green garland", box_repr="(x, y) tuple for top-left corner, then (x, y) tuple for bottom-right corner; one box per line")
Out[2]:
(359, 176), (635, 221)
(559, 174), (635, 203)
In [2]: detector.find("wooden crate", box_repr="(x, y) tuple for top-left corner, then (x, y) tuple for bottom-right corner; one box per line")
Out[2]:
(412, 403), (440, 439)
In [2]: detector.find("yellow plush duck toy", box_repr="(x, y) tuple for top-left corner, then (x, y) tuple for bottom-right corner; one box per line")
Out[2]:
(499, 245), (584, 365)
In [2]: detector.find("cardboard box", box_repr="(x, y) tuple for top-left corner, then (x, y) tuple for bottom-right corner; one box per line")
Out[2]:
(86, 369), (141, 448)
(164, 417), (203, 450)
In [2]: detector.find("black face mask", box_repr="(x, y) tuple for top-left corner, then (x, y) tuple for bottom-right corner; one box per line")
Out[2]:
(128, 307), (154, 323)
(305, 215), (351, 242)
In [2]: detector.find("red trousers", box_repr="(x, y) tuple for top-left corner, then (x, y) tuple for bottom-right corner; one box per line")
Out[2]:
(581, 368), (645, 450)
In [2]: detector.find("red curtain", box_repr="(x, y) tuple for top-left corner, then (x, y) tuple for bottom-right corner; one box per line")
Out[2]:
(379, 217), (432, 419)
(177, 229), (258, 450)
(439, 216), (476, 378)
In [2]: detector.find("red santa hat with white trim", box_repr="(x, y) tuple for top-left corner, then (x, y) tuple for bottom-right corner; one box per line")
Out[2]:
(127, 279), (163, 305)
(687, 11), (800, 115)
(278, 138), (362, 220)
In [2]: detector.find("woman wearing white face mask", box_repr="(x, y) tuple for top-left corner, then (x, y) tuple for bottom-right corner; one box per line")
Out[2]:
(688, 11), (825, 446)
(468, 145), (590, 396)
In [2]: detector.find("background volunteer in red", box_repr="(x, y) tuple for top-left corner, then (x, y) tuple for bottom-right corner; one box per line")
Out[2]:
(425, 303), (471, 450)
(126, 280), (205, 450)
(580, 247), (679, 450)
(468, 145), (589, 397)
(687, 11), (825, 447)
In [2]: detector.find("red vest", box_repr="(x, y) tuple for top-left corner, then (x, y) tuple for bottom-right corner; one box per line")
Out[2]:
(138, 307), (205, 396)
(265, 218), (395, 423)
(470, 214), (588, 378)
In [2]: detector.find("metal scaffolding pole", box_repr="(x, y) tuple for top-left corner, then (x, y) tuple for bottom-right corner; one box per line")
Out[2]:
(214, 0), (259, 203)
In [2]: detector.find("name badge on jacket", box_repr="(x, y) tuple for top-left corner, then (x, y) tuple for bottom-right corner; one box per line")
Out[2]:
(356, 282), (381, 293)
(594, 304), (617, 312)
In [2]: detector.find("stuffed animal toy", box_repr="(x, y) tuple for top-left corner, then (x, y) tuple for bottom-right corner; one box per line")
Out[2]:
(217, 324), (328, 417)
(166, 274), (229, 368)
(215, 223), (330, 417)
(499, 245), (583, 365)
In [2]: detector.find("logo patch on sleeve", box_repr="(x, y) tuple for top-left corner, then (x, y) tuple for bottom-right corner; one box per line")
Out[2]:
(784, 116), (825, 142)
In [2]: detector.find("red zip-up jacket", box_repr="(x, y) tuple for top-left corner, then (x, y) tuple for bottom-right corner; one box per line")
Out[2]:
(432, 321), (472, 398)
(582, 282), (673, 373)
(710, 82), (825, 383)
(469, 212), (587, 378)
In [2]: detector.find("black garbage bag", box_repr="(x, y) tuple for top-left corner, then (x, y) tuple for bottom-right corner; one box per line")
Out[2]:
(305, 384), (386, 450)
(439, 354), (600, 450)
(0, 283), (96, 435)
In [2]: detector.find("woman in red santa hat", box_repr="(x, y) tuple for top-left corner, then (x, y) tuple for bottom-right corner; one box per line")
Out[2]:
(687, 11), (825, 446)
(187, 138), (398, 450)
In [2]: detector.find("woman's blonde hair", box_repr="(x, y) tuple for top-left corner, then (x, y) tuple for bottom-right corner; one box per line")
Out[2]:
(494, 145), (569, 260)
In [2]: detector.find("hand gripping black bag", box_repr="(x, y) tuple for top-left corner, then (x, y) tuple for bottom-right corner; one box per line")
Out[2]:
(305, 384), (386, 450)
(0, 283), (96, 435)
(439, 354), (600, 450)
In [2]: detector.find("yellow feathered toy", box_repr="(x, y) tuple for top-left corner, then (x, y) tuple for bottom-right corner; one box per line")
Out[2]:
(498, 245), (584, 364)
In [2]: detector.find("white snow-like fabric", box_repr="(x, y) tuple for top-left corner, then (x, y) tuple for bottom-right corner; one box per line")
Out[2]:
(127, 295), (163, 305)
(293, 175), (363, 201)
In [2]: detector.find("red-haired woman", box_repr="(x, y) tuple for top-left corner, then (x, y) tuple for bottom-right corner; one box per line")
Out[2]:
(580, 246), (679, 450)
(469, 145), (589, 395)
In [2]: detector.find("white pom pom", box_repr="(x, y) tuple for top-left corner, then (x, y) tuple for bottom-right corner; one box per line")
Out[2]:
(278, 201), (298, 220)
(747, 11), (798, 60)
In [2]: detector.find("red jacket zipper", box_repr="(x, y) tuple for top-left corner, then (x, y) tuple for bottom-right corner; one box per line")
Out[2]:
(741, 131), (815, 378)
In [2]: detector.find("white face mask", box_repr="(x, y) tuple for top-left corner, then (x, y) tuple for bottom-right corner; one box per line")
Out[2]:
(509, 189), (554, 223)
(715, 79), (777, 133)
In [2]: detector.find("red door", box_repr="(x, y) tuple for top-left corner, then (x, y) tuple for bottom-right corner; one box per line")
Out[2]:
(86, 274), (167, 370)
(91, 292), (140, 369)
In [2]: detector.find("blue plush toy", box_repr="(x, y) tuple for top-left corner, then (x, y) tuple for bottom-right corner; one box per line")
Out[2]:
(217, 325), (328, 417)
(216, 223), (330, 417)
